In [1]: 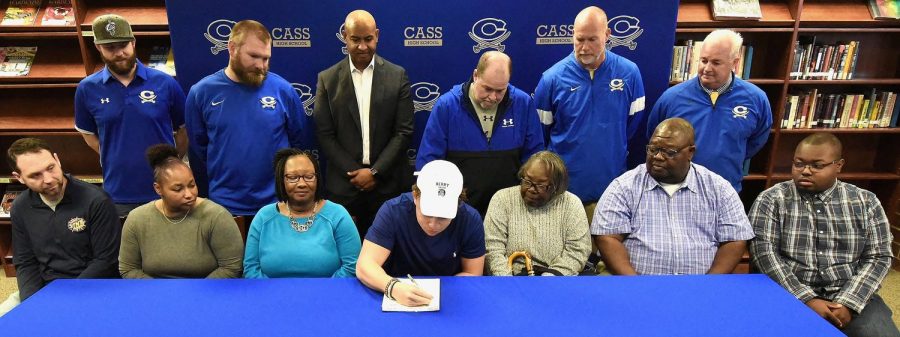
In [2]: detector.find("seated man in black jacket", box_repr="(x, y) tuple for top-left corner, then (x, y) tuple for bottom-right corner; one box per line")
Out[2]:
(1, 138), (120, 316)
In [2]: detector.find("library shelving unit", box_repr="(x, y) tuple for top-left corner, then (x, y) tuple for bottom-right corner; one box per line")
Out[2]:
(0, 0), (170, 276)
(676, 0), (900, 271)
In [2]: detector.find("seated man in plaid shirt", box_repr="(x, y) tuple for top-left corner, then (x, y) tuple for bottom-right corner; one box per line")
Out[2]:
(750, 133), (898, 337)
(592, 117), (753, 275)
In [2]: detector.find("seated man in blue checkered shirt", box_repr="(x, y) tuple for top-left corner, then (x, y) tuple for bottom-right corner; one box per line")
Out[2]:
(592, 117), (753, 275)
(750, 133), (898, 337)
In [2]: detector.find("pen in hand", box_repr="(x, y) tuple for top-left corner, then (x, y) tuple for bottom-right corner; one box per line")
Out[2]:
(407, 274), (419, 287)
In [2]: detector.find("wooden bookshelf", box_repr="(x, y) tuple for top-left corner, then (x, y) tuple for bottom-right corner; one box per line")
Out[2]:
(0, 0), (169, 277)
(676, 0), (900, 271)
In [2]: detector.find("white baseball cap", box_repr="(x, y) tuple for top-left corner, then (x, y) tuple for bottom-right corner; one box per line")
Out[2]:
(415, 160), (463, 219)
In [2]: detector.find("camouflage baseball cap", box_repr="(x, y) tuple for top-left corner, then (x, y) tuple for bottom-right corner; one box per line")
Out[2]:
(92, 14), (135, 44)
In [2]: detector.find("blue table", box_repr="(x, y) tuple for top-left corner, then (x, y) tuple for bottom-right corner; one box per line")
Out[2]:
(0, 274), (841, 336)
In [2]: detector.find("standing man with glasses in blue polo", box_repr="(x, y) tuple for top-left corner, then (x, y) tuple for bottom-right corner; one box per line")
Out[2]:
(750, 133), (898, 336)
(592, 118), (753, 275)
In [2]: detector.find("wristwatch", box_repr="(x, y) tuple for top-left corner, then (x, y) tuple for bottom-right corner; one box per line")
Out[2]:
(369, 168), (378, 176)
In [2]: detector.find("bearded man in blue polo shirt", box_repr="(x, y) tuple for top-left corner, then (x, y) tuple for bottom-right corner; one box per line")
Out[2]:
(75, 14), (187, 217)
(417, 51), (544, 216)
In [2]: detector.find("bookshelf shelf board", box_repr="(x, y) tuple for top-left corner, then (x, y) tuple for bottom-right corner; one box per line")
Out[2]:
(798, 27), (900, 33)
(0, 117), (76, 132)
(79, 5), (168, 31)
(743, 174), (768, 181)
(0, 83), (78, 89)
(0, 175), (102, 184)
(0, 31), (78, 38)
(779, 128), (900, 134)
(676, 27), (795, 33)
(771, 173), (900, 180)
(0, 26), (77, 33)
(800, 2), (900, 26)
(788, 79), (900, 85)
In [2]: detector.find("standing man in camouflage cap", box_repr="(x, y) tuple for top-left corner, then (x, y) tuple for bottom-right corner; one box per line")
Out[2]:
(74, 14), (187, 217)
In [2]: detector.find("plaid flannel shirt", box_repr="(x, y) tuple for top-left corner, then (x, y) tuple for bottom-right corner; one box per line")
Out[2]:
(749, 180), (894, 313)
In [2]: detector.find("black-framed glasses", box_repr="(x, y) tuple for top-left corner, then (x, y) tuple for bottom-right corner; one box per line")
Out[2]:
(521, 178), (551, 192)
(646, 145), (689, 159)
(284, 174), (316, 184)
(792, 160), (839, 172)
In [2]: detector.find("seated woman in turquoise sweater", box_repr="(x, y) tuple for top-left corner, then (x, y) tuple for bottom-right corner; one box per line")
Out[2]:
(243, 148), (362, 278)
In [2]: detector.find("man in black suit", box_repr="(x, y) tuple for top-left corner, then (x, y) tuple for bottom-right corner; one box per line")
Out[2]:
(314, 9), (414, 235)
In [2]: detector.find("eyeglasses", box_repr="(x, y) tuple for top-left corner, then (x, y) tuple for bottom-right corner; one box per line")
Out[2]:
(792, 160), (839, 172)
(521, 178), (551, 192)
(284, 174), (316, 184)
(646, 145), (689, 159)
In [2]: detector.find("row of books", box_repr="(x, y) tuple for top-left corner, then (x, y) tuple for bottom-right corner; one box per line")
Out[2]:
(790, 38), (860, 81)
(781, 89), (899, 129)
(1, 0), (74, 26)
(670, 41), (752, 82)
(0, 46), (36, 76)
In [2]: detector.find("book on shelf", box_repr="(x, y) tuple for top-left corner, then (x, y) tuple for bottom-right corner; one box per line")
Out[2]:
(0, 0), (42, 26)
(0, 185), (25, 219)
(868, 0), (900, 20)
(0, 46), (37, 76)
(791, 38), (860, 80)
(670, 41), (752, 83)
(782, 89), (898, 129)
(39, 0), (74, 26)
(711, 0), (762, 20)
(147, 45), (176, 76)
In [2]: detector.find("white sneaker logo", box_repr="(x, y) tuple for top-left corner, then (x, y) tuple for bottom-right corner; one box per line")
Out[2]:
(570, 86), (580, 92)
(211, 100), (224, 106)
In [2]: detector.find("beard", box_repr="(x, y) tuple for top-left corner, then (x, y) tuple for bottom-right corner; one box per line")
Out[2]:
(229, 56), (268, 87)
(103, 53), (137, 76)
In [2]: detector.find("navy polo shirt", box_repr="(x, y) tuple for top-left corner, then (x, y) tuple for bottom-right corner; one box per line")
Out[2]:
(365, 192), (485, 276)
(74, 61), (185, 204)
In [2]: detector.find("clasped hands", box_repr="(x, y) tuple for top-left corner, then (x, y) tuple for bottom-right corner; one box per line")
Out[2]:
(347, 168), (377, 192)
(806, 298), (852, 328)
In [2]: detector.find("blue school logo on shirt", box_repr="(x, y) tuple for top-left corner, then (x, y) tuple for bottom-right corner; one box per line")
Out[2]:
(260, 96), (277, 109)
(610, 79), (624, 91)
(139, 90), (157, 104)
(733, 105), (749, 119)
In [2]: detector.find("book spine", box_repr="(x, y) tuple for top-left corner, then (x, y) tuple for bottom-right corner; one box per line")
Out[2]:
(880, 92), (895, 128)
(839, 94), (853, 128)
(848, 41), (860, 80)
(742, 45), (753, 80)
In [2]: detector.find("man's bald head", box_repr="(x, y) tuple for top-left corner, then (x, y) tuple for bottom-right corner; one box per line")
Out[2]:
(345, 10), (376, 30)
(652, 117), (696, 145)
(475, 51), (511, 77)
(797, 132), (842, 158)
(574, 6), (608, 27)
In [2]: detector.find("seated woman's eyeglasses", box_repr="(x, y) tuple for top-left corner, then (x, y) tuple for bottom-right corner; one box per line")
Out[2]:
(792, 160), (839, 172)
(521, 178), (551, 192)
(646, 145), (687, 159)
(284, 174), (317, 184)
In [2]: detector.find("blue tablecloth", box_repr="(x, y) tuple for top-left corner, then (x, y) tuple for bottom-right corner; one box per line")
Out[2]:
(0, 274), (842, 336)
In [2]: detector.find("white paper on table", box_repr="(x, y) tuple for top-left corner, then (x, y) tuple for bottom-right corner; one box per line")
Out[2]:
(381, 278), (440, 312)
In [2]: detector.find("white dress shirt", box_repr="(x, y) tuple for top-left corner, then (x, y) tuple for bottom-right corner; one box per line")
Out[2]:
(349, 56), (375, 165)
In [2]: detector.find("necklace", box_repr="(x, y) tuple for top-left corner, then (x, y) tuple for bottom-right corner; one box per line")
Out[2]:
(287, 200), (319, 232)
(161, 203), (191, 225)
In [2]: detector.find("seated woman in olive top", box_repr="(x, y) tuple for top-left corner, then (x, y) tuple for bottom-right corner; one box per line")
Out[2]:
(119, 144), (244, 278)
(243, 148), (361, 278)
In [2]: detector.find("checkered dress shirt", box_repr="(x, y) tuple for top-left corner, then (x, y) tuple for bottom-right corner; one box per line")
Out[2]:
(592, 163), (754, 275)
(749, 180), (894, 313)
